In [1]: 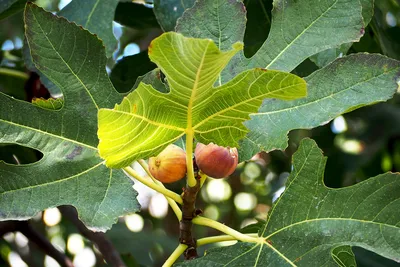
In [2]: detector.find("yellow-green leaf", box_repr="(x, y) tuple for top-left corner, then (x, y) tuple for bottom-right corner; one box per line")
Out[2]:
(98, 32), (307, 168)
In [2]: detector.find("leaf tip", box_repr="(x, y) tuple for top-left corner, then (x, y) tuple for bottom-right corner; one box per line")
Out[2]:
(24, 1), (36, 19)
(25, 1), (35, 8)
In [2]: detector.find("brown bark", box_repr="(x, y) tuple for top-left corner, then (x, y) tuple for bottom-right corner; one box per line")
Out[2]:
(0, 220), (74, 267)
(58, 206), (126, 267)
(179, 171), (201, 260)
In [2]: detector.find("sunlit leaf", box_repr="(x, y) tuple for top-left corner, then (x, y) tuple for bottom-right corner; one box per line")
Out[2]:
(176, 0), (246, 52)
(98, 32), (307, 168)
(176, 0), (246, 86)
(178, 0), (365, 82)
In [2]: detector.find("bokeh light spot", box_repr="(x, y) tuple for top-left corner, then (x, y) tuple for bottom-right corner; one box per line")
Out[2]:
(73, 247), (96, 267)
(67, 234), (84, 255)
(331, 115), (347, 134)
(206, 179), (232, 202)
(125, 214), (144, 232)
(43, 208), (62, 227)
(45, 255), (61, 267)
(386, 12), (397, 27)
(51, 235), (66, 252)
(149, 193), (169, 218)
(14, 232), (28, 248)
(123, 43), (140, 57)
(8, 251), (27, 267)
(234, 193), (257, 211)
(203, 205), (220, 220)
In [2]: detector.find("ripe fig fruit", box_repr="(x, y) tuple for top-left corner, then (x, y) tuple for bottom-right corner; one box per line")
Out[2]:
(149, 144), (187, 183)
(195, 143), (238, 178)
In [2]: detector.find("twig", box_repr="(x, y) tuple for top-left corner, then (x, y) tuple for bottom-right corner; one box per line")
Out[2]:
(179, 178), (201, 260)
(0, 220), (74, 267)
(196, 233), (259, 247)
(192, 216), (263, 244)
(58, 206), (125, 267)
(162, 243), (187, 267)
(123, 166), (183, 204)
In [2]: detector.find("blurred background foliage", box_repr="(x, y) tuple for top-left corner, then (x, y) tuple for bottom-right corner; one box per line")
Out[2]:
(0, 0), (400, 266)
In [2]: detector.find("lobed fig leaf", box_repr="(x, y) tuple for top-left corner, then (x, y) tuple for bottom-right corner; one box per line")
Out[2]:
(178, 139), (400, 266)
(0, 4), (140, 231)
(98, 32), (307, 168)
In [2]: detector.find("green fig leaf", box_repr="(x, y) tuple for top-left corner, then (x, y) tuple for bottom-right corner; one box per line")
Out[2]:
(240, 54), (400, 160)
(0, 4), (140, 231)
(58, 0), (120, 57)
(97, 32), (307, 168)
(178, 138), (400, 266)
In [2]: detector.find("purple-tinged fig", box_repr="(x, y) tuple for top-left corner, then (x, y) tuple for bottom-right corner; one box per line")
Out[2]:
(195, 143), (238, 178)
(149, 144), (187, 183)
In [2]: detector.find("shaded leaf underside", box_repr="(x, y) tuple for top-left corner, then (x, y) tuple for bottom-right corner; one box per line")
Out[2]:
(98, 32), (307, 168)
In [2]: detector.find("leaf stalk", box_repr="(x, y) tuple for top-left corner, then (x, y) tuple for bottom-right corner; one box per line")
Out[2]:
(123, 166), (183, 205)
(163, 243), (187, 267)
(185, 132), (196, 187)
(137, 160), (182, 220)
(193, 216), (263, 244)
(196, 233), (259, 246)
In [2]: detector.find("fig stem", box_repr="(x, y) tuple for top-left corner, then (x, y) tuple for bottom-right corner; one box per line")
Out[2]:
(192, 216), (263, 244)
(123, 166), (183, 205)
(162, 243), (187, 267)
(185, 133), (196, 187)
(138, 160), (182, 220)
(199, 172), (207, 188)
(196, 233), (259, 247)
(162, 233), (261, 266)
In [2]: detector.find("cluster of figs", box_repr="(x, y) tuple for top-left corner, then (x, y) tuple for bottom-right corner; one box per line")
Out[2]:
(149, 143), (239, 183)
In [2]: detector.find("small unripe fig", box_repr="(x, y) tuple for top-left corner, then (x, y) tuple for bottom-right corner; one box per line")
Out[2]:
(149, 144), (187, 183)
(195, 143), (238, 178)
